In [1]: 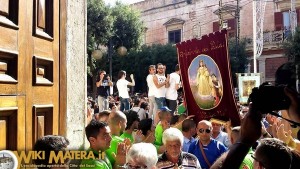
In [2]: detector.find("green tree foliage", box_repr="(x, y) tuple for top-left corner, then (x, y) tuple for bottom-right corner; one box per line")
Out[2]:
(117, 43), (177, 92)
(228, 38), (249, 86)
(87, 1), (145, 96)
(110, 3), (144, 51)
(284, 27), (300, 64)
(87, 0), (113, 77)
(87, 0), (113, 53)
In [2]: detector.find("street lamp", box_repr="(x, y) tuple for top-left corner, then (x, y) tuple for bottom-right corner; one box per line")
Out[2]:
(91, 49), (103, 60)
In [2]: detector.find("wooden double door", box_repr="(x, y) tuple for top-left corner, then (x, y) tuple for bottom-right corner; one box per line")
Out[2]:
(0, 0), (62, 150)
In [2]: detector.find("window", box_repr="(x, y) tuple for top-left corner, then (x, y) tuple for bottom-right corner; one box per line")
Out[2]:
(168, 30), (181, 44)
(274, 9), (300, 31)
(282, 11), (290, 30)
(213, 18), (236, 37)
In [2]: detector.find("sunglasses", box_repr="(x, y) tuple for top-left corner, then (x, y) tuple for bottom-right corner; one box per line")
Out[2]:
(199, 128), (211, 134)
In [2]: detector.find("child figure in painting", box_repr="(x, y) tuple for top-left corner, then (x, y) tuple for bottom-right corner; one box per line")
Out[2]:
(211, 74), (222, 105)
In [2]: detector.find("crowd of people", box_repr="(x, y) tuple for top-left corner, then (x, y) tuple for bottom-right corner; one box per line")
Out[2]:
(32, 63), (300, 169)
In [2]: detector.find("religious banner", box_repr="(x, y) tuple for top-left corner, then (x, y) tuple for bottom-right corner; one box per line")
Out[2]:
(176, 30), (240, 126)
(237, 73), (261, 104)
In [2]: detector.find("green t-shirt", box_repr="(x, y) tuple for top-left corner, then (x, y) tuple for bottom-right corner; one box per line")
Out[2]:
(120, 132), (134, 143)
(80, 148), (112, 169)
(239, 149), (254, 169)
(177, 103), (186, 115)
(154, 123), (163, 146)
(105, 135), (124, 166)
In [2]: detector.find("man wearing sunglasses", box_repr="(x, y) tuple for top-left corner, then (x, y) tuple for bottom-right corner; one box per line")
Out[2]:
(188, 120), (227, 169)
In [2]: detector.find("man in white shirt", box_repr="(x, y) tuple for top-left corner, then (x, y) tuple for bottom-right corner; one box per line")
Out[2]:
(166, 64), (181, 114)
(146, 65), (157, 120)
(116, 70), (135, 111)
(153, 63), (169, 125)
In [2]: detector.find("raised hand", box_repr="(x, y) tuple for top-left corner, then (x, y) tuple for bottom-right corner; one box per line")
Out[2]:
(276, 123), (292, 144)
(143, 132), (155, 143)
(133, 130), (143, 143)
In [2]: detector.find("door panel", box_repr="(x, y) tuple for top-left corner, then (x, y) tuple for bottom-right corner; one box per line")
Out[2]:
(0, 0), (60, 150)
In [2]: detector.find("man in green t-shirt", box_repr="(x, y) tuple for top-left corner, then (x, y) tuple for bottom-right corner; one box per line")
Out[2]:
(80, 119), (126, 169)
(231, 126), (254, 169)
(120, 110), (140, 143)
(106, 111), (130, 166)
(154, 106), (172, 146)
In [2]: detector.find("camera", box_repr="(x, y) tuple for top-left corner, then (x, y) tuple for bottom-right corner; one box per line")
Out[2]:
(248, 83), (291, 113)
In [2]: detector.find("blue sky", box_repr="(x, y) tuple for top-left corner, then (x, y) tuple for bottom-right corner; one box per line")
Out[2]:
(104, 0), (144, 6)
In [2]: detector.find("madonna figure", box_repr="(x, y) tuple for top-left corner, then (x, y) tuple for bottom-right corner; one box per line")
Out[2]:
(196, 60), (211, 96)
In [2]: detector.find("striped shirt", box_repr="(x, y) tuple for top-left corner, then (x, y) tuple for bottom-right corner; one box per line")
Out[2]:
(156, 152), (202, 169)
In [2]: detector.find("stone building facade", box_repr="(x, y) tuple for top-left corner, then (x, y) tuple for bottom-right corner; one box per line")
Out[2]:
(132, 0), (300, 83)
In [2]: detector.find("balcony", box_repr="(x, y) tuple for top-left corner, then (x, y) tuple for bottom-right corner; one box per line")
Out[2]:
(245, 28), (291, 51)
(274, 0), (300, 11)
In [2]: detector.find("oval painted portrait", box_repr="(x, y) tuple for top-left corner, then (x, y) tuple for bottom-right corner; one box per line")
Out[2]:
(188, 54), (223, 110)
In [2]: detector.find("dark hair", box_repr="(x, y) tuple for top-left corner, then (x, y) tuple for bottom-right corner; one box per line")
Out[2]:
(175, 64), (180, 71)
(85, 119), (108, 141)
(99, 70), (106, 75)
(138, 118), (153, 136)
(133, 98), (140, 106)
(140, 102), (148, 109)
(255, 138), (292, 169)
(33, 135), (70, 167)
(170, 115), (179, 125)
(124, 110), (140, 130)
(182, 119), (196, 132)
(118, 70), (126, 79)
(275, 62), (296, 88)
(291, 150), (300, 169)
(109, 102), (116, 110)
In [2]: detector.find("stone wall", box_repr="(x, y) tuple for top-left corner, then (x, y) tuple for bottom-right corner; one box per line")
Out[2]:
(133, 0), (278, 45)
(63, 0), (87, 149)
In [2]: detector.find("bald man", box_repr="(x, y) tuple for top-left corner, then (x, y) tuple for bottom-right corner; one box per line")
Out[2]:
(105, 111), (128, 166)
(188, 120), (227, 169)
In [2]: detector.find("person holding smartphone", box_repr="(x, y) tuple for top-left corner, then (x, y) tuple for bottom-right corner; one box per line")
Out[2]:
(96, 70), (113, 111)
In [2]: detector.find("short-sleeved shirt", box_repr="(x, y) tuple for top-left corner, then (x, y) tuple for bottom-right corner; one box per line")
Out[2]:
(105, 135), (124, 166)
(120, 132), (134, 143)
(156, 151), (202, 169)
(239, 149), (254, 169)
(188, 139), (227, 169)
(80, 148), (112, 169)
(214, 131), (230, 148)
(97, 78), (110, 98)
(154, 74), (167, 98)
(147, 74), (156, 97)
(154, 123), (164, 146)
(166, 72), (180, 100)
(183, 136), (195, 152)
(116, 79), (130, 98)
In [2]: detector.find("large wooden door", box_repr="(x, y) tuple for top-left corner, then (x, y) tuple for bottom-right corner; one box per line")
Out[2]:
(0, 0), (60, 150)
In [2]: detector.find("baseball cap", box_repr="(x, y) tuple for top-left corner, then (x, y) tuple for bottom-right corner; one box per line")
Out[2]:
(159, 106), (172, 112)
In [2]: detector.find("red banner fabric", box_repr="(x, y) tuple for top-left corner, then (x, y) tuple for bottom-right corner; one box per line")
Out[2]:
(176, 30), (240, 126)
